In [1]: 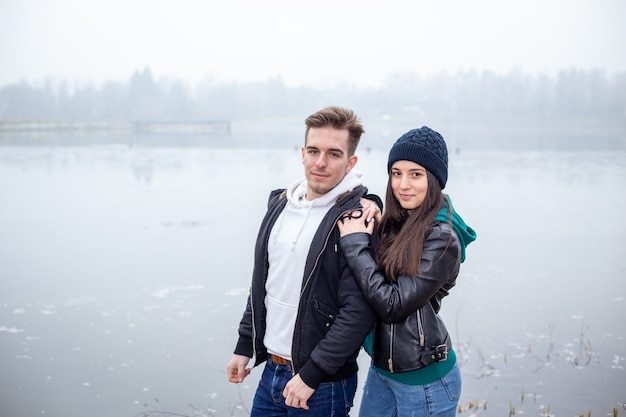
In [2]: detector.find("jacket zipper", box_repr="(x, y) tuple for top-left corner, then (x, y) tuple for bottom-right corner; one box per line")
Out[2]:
(417, 309), (425, 346)
(388, 311), (425, 373)
(290, 212), (342, 376)
(388, 323), (394, 372)
(250, 284), (257, 364)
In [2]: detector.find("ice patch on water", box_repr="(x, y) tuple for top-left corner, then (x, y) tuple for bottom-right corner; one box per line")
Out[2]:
(64, 295), (99, 306)
(40, 309), (57, 315)
(0, 325), (23, 333)
(224, 287), (249, 297)
(151, 285), (205, 298)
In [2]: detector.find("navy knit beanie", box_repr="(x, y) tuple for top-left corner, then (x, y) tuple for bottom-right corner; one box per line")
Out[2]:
(387, 126), (449, 189)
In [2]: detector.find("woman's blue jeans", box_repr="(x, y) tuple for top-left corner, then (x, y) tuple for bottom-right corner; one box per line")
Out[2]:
(250, 358), (357, 417)
(358, 362), (461, 417)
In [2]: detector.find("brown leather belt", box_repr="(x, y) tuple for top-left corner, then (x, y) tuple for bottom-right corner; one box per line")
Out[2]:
(271, 354), (290, 365)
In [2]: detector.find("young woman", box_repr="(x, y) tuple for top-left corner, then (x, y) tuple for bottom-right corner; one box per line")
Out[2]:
(338, 126), (477, 417)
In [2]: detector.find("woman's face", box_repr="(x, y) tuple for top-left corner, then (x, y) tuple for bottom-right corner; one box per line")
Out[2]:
(390, 160), (428, 211)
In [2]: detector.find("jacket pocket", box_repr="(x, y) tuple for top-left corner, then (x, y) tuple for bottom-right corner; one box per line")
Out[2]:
(312, 297), (338, 329)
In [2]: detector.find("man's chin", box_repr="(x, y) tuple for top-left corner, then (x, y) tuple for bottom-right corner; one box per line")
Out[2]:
(308, 184), (330, 198)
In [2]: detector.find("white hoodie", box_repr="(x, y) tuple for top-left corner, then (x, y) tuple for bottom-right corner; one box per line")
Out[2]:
(263, 169), (363, 360)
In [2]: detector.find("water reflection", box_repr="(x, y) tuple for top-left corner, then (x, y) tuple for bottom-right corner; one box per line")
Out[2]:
(1, 135), (625, 416)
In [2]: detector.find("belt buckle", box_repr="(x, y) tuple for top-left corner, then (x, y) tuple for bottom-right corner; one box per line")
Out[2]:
(434, 344), (448, 362)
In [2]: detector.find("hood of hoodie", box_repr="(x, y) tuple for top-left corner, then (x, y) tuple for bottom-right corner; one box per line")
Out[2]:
(271, 169), (363, 249)
(435, 195), (476, 263)
(286, 169), (363, 208)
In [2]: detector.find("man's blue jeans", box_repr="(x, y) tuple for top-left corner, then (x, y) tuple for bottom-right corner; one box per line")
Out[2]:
(250, 358), (357, 417)
(358, 362), (461, 417)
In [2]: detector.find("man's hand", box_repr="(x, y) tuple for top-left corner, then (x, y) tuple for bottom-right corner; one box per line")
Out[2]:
(226, 354), (251, 383)
(282, 374), (315, 410)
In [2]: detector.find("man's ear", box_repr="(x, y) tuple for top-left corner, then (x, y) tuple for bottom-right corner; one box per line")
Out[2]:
(346, 155), (358, 172)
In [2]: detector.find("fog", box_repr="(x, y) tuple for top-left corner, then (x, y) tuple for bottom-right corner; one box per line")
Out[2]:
(1, 68), (625, 152)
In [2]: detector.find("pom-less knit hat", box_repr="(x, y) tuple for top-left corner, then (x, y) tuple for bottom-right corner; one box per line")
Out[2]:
(387, 126), (449, 189)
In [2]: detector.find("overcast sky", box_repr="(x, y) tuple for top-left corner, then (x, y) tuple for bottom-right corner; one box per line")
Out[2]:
(1, 0), (625, 88)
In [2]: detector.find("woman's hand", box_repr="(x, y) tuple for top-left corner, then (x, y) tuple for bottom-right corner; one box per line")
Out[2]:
(337, 210), (375, 237)
(360, 197), (383, 224)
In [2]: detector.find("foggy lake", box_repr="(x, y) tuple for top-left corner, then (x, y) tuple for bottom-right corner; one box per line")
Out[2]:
(1, 130), (625, 417)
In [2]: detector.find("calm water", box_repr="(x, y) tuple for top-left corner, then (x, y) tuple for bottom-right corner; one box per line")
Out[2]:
(1, 132), (625, 417)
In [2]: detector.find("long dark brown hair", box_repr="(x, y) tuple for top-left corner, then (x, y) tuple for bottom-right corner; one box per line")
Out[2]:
(377, 170), (446, 281)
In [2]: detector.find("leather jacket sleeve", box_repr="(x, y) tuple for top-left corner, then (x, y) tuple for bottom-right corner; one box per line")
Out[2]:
(339, 223), (461, 323)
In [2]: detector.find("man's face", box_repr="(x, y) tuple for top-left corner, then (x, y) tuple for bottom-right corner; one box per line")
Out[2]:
(301, 127), (357, 200)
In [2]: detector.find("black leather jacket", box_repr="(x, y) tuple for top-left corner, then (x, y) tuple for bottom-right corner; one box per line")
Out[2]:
(234, 186), (377, 389)
(339, 222), (460, 373)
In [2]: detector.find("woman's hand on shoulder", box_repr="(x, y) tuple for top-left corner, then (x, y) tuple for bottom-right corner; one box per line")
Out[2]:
(360, 197), (383, 223)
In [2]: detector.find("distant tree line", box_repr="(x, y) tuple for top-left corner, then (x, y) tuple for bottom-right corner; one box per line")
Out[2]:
(1, 67), (624, 135)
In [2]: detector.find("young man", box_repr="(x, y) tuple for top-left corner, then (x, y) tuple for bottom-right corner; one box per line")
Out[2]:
(226, 106), (378, 416)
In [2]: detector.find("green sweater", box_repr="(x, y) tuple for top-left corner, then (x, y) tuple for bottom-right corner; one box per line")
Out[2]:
(363, 332), (457, 385)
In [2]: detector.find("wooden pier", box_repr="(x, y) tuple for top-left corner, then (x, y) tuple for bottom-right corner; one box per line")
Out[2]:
(132, 120), (230, 134)
(0, 120), (231, 135)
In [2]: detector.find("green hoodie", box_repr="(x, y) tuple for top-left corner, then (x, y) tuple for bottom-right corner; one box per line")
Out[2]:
(434, 195), (476, 262)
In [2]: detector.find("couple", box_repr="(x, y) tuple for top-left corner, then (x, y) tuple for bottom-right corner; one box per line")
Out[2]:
(226, 106), (477, 417)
